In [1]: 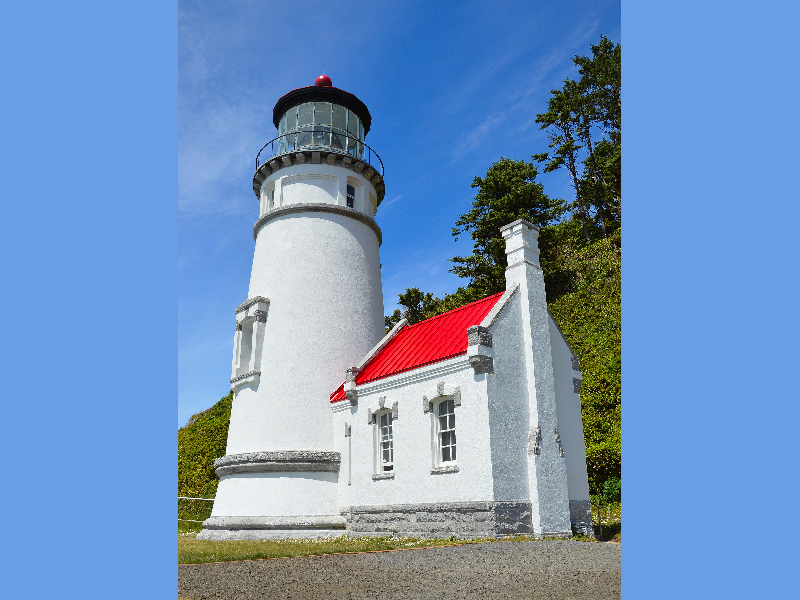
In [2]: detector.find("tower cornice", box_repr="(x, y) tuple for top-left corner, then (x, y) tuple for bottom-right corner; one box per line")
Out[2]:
(252, 202), (382, 245)
(253, 149), (385, 204)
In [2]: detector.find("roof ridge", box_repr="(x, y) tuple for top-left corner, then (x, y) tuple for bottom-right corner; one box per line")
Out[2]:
(405, 291), (505, 328)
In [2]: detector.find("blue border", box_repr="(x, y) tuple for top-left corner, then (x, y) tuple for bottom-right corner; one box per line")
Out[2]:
(2, 2), (175, 597)
(624, 1), (799, 597)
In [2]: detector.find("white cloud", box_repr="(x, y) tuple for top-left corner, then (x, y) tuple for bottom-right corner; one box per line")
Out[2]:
(379, 194), (404, 212)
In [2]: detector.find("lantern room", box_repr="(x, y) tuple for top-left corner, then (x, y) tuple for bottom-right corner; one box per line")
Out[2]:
(271, 75), (371, 160)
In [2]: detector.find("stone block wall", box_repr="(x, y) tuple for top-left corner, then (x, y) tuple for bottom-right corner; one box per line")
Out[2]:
(569, 499), (593, 536)
(342, 500), (537, 539)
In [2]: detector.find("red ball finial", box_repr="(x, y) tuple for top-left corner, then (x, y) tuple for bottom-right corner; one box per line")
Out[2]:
(314, 74), (332, 87)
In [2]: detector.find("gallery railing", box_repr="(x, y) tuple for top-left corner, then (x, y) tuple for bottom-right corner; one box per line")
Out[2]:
(255, 131), (384, 178)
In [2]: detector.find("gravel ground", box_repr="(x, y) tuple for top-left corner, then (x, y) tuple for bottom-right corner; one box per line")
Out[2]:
(178, 540), (620, 600)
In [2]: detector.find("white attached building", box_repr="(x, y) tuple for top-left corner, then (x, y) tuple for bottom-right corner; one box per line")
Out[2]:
(199, 76), (591, 541)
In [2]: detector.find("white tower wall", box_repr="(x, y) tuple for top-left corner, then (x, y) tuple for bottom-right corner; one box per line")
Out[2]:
(201, 158), (386, 540)
(227, 165), (384, 454)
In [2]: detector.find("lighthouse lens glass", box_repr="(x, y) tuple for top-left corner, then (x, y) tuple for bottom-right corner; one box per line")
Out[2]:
(285, 107), (297, 132)
(298, 103), (313, 127)
(315, 102), (331, 125)
(332, 104), (346, 133)
(347, 111), (362, 158)
(330, 132), (344, 151)
(275, 102), (365, 157)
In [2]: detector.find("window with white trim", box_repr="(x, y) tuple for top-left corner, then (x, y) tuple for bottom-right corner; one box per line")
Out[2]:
(346, 184), (355, 208)
(436, 398), (457, 464)
(378, 411), (394, 472)
(235, 318), (254, 376)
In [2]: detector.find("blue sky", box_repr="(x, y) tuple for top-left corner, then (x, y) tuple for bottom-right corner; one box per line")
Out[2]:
(178, 0), (621, 427)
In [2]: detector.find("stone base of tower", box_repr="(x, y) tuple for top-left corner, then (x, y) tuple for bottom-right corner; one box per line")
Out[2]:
(197, 515), (346, 540)
(200, 451), (345, 540)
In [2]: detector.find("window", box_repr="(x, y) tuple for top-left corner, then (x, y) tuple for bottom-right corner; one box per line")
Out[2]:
(235, 319), (254, 376)
(261, 184), (274, 214)
(231, 297), (269, 390)
(436, 399), (456, 464)
(378, 411), (394, 472)
(346, 184), (355, 208)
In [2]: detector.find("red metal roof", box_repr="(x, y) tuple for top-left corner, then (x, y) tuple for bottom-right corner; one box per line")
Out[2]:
(330, 292), (504, 402)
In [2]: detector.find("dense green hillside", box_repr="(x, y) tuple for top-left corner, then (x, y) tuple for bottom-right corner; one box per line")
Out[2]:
(178, 392), (232, 498)
(541, 222), (621, 492)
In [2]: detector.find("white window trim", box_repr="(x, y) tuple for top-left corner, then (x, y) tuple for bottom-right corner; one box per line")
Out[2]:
(422, 382), (462, 474)
(260, 182), (275, 216)
(230, 297), (269, 390)
(434, 398), (457, 468)
(367, 397), (398, 480)
(377, 410), (394, 474)
(346, 177), (362, 211)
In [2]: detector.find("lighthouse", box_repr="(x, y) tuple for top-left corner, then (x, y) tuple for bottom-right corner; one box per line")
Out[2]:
(199, 75), (593, 541)
(199, 75), (387, 539)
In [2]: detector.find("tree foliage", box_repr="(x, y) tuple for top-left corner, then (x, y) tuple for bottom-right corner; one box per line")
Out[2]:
(450, 158), (564, 298)
(534, 35), (621, 241)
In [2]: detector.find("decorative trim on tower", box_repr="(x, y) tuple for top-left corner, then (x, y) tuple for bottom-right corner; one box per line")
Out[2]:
(252, 202), (382, 245)
(555, 428), (565, 458)
(345, 367), (360, 405)
(253, 149), (386, 204)
(231, 297), (270, 391)
(213, 451), (341, 477)
(235, 296), (270, 314)
(230, 370), (261, 386)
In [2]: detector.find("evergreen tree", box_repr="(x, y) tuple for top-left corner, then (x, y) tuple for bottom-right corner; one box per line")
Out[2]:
(535, 36), (621, 240)
(449, 158), (564, 297)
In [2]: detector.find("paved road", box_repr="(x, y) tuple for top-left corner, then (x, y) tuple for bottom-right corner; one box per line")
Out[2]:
(179, 540), (620, 600)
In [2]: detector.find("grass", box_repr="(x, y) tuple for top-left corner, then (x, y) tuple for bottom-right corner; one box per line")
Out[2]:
(181, 535), (486, 564)
(178, 531), (614, 564)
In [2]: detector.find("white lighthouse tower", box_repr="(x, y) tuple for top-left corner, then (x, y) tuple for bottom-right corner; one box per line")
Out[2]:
(199, 75), (386, 539)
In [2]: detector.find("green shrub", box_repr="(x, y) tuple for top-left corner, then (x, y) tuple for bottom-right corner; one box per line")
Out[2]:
(178, 392), (232, 499)
(602, 477), (621, 502)
(547, 228), (621, 494)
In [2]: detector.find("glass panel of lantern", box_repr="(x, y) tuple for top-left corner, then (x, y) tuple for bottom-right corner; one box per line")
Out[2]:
(331, 105), (346, 151)
(298, 103), (313, 127)
(315, 102), (331, 124)
(285, 107), (297, 132)
(347, 110), (359, 156)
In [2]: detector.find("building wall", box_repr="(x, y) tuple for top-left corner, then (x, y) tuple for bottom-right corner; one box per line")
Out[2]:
(485, 291), (531, 502)
(548, 316), (590, 503)
(548, 315), (592, 534)
(332, 356), (495, 511)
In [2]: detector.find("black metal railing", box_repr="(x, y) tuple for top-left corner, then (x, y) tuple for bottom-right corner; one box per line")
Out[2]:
(255, 131), (384, 178)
